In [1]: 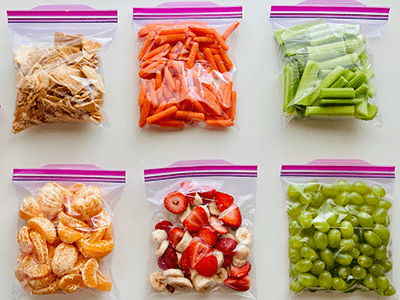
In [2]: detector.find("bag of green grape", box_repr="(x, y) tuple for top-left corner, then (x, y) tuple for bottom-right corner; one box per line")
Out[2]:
(270, 1), (390, 127)
(281, 159), (396, 298)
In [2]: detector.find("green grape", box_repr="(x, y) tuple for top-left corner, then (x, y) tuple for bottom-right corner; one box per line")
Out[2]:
(328, 229), (341, 248)
(289, 248), (302, 263)
(369, 263), (385, 277)
(340, 239), (355, 252)
(304, 181), (320, 193)
(374, 245), (388, 261)
(314, 231), (328, 250)
(289, 235), (304, 249)
(349, 248), (360, 259)
(287, 202), (303, 218)
(306, 207), (319, 218)
(349, 192), (364, 205)
(382, 260), (393, 273)
(350, 215), (359, 227)
(289, 279), (305, 293)
(359, 243), (375, 256)
(373, 224), (390, 241)
(351, 234), (359, 244)
(333, 206), (351, 220)
(299, 211), (313, 229)
(352, 182), (371, 195)
(352, 265), (367, 280)
(377, 275), (390, 291)
(321, 184), (339, 198)
(332, 277), (348, 291)
(319, 271), (333, 290)
(337, 180), (352, 192)
(302, 236), (317, 249)
(383, 284), (396, 296)
(363, 273), (377, 290)
(378, 199), (392, 211)
(371, 185), (386, 198)
(321, 249), (334, 266)
(289, 220), (302, 236)
(296, 259), (313, 272)
(289, 263), (300, 278)
(373, 208), (388, 225)
(357, 255), (373, 268)
(335, 253), (353, 266)
(340, 221), (354, 239)
(313, 220), (330, 233)
(345, 204), (359, 216)
(288, 184), (302, 201)
(310, 260), (325, 276)
(300, 246), (318, 261)
(364, 231), (382, 247)
(358, 212), (374, 228)
(326, 212), (340, 227)
(299, 192), (313, 205)
(338, 266), (351, 280)
(310, 191), (325, 208)
(359, 205), (375, 215)
(335, 192), (350, 206)
(298, 273), (319, 287)
(364, 193), (379, 206)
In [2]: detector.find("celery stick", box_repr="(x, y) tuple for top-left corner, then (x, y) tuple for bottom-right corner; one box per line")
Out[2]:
(355, 101), (369, 117)
(355, 103), (378, 120)
(305, 106), (355, 117)
(307, 38), (364, 62)
(283, 62), (300, 113)
(293, 60), (320, 106)
(274, 21), (324, 45)
(319, 53), (360, 70)
(355, 83), (368, 98)
(342, 70), (355, 82)
(319, 88), (355, 99)
(368, 83), (376, 98)
(319, 70), (333, 78)
(346, 70), (367, 89)
(364, 68), (375, 80)
(319, 98), (364, 106)
(330, 76), (349, 88)
(309, 24), (360, 46)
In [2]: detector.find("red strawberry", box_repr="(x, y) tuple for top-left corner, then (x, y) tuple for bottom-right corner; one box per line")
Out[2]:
(197, 226), (218, 247)
(164, 191), (188, 214)
(155, 220), (173, 233)
(228, 262), (252, 278)
(157, 246), (178, 270)
(187, 238), (213, 269)
(185, 191), (197, 206)
(215, 192), (234, 211)
(223, 275), (251, 291)
(180, 181), (196, 191)
(221, 254), (233, 267)
(197, 185), (216, 204)
(168, 227), (184, 248)
(180, 248), (191, 277)
(183, 206), (209, 232)
(209, 216), (228, 234)
(214, 238), (238, 256)
(166, 284), (175, 294)
(218, 203), (242, 229)
(195, 255), (218, 277)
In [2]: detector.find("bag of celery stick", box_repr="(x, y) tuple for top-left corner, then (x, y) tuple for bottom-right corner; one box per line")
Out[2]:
(281, 159), (396, 298)
(270, 1), (390, 126)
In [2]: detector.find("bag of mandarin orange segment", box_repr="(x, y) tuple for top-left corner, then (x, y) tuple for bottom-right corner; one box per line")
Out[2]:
(133, 3), (241, 130)
(144, 160), (257, 298)
(11, 165), (126, 300)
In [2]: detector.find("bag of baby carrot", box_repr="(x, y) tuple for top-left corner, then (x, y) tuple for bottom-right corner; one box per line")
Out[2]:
(133, 3), (242, 129)
(270, 0), (390, 127)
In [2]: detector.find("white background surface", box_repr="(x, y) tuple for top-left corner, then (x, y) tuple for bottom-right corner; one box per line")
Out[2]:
(0, 0), (399, 299)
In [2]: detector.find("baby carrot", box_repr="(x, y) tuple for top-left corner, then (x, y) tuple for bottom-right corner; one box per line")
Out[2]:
(138, 58), (167, 78)
(155, 34), (186, 45)
(149, 79), (158, 107)
(175, 79), (181, 103)
(175, 110), (205, 121)
(162, 84), (173, 99)
(156, 70), (162, 90)
(138, 31), (156, 61)
(211, 28), (229, 51)
(203, 48), (218, 71)
(168, 42), (184, 60)
(142, 44), (170, 61)
(188, 25), (214, 36)
(223, 81), (233, 108)
(159, 28), (186, 35)
(200, 47), (220, 55)
(139, 96), (152, 127)
(154, 101), (168, 114)
(205, 119), (234, 127)
(166, 97), (179, 109)
(194, 36), (215, 44)
(196, 51), (206, 62)
(186, 42), (199, 69)
(138, 80), (147, 108)
(202, 87), (223, 116)
(164, 66), (176, 91)
(185, 94), (207, 114)
(178, 37), (193, 59)
(229, 90), (237, 121)
(213, 54), (227, 73)
(156, 120), (186, 127)
(219, 48), (234, 71)
(222, 21), (240, 41)
(146, 106), (178, 124)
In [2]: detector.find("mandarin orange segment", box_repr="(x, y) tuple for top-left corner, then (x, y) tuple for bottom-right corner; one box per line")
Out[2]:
(15, 264), (29, 283)
(103, 221), (114, 240)
(36, 183), (65, 220)
(59, 273), (84, 293)
(71, 193), (103, 223)
(22, 255), (51, 278)
(17, 226), (34, 255)
(19, 196), (42, 221)
(96, 270), (112, 292)
(31, 279), (60, 295)
(82, 258), (99, 288)
(58, 221), (83, 244)
(58, 211), (89, 230)
(52, 243), (78, 275)
(29, 231), (49, 264)
(78, 239), (114, 259)
(27, 217), (57, 244)
(28, 274), (55, 290)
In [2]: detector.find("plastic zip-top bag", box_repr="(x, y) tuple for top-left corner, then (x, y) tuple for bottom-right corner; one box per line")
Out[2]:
(11, 164), (126, 300)
(270, 0), (390, 127)
(7, 5), (118, 134)
(144, 160), (257, 298)
(133, 2), (242, 129)
(281, 159), (396, 298)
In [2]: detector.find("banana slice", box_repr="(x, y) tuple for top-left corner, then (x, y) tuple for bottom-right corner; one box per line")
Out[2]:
(192, 275), (216, 293)
(152, 229), (167, 244)
(179, 206), (192, 223)
(213, 267), (228, 284)
(199, 205), (210, 219)
(190, 269), (199, 282)
(235, 227), (252, 245)
(177, 252), (182, 264)
(208, 201), (221, 216)
(149, 272), (166, 292)
(163, 269), (184, 278)
(193, 193), (203, 206)
(221, 233), (235, 240)
(167, 277), (193, 289)
(155, 240), (169, 257)
(213, 249), (224, 268)
(175, 231), (192, 252)
(232, 256), (247, 268)
(234, 245), (250, 260)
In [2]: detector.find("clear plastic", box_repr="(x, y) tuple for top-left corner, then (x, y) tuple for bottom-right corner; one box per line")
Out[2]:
(133, 3), (241, 130)
(144, 161), (257, 298)
(7, 5), (117, 134)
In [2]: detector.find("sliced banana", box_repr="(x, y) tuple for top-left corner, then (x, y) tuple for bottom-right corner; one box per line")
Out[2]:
(190, 269), (199, 282)
(179, 206), (192, 223)
(167, 277), (193, 289)
(235, 227), (252, 245)
(175, 231), (192, 252)
(200, 205), (210, 219)
(213, 249), (224, 268)
(149, 272), (166, 292)
(213, 267), (228, 284)
(152, 229), (167, 244)
(208, 201), (221, 216)
(221, 233), (235, 240)
(232, 256), (247, 268)
(234, 245), (250, 260)
(193, 275), (216, 293)
(155, 240), (169, 257)
(193, 193), (203, 206)
(163, 269), (184, 278)
(177, 252), (182, 264)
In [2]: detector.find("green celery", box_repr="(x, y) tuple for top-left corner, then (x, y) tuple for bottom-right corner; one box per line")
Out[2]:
(355, 83), (368, 98)
(368, 83), (376, 98)
(293, 60), (321, 106)
(305, 106), (355, 117)
(319, 88), (355, 99)
(319, 98), (364, 106)
(309, 24), (360, 46)
(319, 70), (333, 78)
(330, 76), (349, 88)
(274, 21), (324, 45)
(342, 70), (355, 82)
(283, 62), (300, 113)
(355, 103), (378, 120)
(345, 70), (367, 89)
(318, 53), (360, 70)
(307, 38), (364, 62)
(355, 101), (369, 117)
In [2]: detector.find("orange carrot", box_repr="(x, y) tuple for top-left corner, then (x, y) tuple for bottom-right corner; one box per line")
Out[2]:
(142, 44), (170, 61)
(229, 90), (237, 121)
(213, 54), (227, 73)
(196, 51), (206, 62)
(185, 94), (206, 114)
(203, 48), (218, 71)
(154, 101), (168, 114)
(205, 119), (234, 127)
(200, 47), (220, 55)
(162, 84), (173, 99)
(175, 110), (205, 121)
(166, 97), (179, 109)
(193, 36), (215, 44)
(149, 79), (158, 106)
(156, 34), (186, 45)
(138, 31), (155, 61)
(156, 70), (162, 90)
(186, 42), (199, 69)
(188, 25), (214, 36)
(138, 58), (167, 78)
(146, 106), (178, 124)
(175, 79), (181, 103)
(219, 48), (233, 71)
(139, 96), (152, 127)
(222, 21), (240, 41)
(164, 66), (176, 91)
(159, 28), (186, 35)
(178, 37), (192, 59)
(138, 80), (147, 108)
(211, 28), (229, 51)
(202, 87), (223, 116)
(168, 42), (184, 60)
(156, 120), (186, 127)
(223, 81), (233, 108)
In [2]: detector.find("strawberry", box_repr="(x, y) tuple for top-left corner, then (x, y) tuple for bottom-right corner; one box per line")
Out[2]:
(223, 275), (251, 291)
(221, 254), (233, 267)
(166, 284), (175, 294)
(180, 248), (191, 277)
(228, 262), (252, 278)
(209, 216), (228, 234)
(195, 255), (218, 277)
(187, 238), (213, 269)
(155, 220), (173, 233)
(157, 246), (178, 270)
(164, 191), (188, 214)
(215, 192), (234, 212)
(185, 191), (197, 206)
(168, 227), (184, 248)
(214, 238), (238, 256)
(218, 203), (242, 229)
(183, 206), (209, 232)
(197, 226), (218, 247)
(197, 185), (216, 204)
(180, 181), (196, 191)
